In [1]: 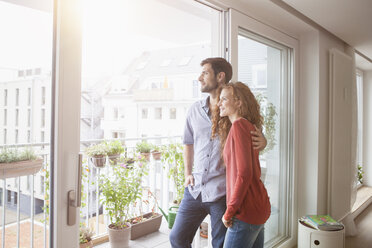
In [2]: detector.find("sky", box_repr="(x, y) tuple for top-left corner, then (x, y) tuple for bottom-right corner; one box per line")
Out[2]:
(0, 1), (52, 70)
(0, 0), (213, 82)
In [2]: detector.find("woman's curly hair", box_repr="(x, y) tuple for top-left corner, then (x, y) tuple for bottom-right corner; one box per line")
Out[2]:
(211, 82), (263, 155)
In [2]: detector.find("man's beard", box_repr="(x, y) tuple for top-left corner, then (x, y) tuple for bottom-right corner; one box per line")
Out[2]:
(201, 83), (218, 93)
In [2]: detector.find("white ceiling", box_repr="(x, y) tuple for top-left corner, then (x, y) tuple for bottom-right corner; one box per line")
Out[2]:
(281, 0), (372, 70)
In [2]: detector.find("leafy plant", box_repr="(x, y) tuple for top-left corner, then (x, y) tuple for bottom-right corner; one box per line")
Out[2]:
(131, 189), (160, 224)
(85, 143), (107, 157)
(358, 164), (364, 184)
(0, 147), (39, 163)
(161, 143), (185, 204)
(136, 141), (152, 153)
(79, 223), (94, 244)
(255, 93), (277, 154)
(105, 140), (125, 156)
(100, 154), (148, 229)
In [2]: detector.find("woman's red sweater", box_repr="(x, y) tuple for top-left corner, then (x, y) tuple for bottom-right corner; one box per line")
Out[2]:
(223, 118), (271, 225)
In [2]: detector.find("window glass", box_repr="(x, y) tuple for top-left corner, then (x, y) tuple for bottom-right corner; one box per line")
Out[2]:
(81, 0), (221, 144)
(238, 31), (292, 245)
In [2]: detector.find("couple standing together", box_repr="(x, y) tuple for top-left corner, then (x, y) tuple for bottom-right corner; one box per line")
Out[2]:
(169, 57), (271, 248)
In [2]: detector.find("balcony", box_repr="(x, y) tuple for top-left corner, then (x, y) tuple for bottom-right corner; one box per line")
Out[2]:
(0, 137), (211, 248)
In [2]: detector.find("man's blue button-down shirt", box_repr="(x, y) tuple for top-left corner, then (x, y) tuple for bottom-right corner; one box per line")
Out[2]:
(183, 97), (226, 202)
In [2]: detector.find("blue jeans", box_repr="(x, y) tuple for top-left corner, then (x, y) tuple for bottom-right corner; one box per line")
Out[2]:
(223, 218), (264, 248)
(169, 187), (227, 248)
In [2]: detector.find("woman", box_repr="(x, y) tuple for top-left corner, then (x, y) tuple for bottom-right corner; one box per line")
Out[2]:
(212, 82), (270, 248)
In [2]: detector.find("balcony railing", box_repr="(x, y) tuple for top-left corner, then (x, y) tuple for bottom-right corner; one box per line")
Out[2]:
(0, 136), (186, 248)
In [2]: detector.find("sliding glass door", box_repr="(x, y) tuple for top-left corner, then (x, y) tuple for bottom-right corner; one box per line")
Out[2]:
(229, 9), (297, 248)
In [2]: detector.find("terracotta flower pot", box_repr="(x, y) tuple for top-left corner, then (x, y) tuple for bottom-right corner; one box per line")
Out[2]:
(108, 154), (120, 165)
(151, 151), (161, 161)
(0, 159), (43, 179)
(140, 152), (151, 162)
(108, 224), (131, 248)
(79, 240), (93, 248)
(89, 156), (106, 168)
(129, 212), (163, 240)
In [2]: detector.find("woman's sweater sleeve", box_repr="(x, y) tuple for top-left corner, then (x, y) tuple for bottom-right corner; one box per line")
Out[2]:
(223, 121), (254, 221)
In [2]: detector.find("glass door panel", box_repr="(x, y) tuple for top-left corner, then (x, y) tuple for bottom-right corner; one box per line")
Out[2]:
(0, 1), (53, 247)
(229, 9), (296, 248)
(80, 0), (222, 242)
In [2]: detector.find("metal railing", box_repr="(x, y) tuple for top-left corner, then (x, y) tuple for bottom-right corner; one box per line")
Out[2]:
(0, 136), (183, 248)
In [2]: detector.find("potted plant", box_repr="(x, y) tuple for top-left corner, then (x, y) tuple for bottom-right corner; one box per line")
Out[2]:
(79, 224), (94, 248)
(129, 189), (162, 240)
(161, 143), (185, 205)
(105, 140), (125, 165)
(0, 147), (43, 179)
(136, 141), (152, 161)
(158, 143), (184, 229)
(100, 154), (147, 248)
(85, 143), (107, 168)
(151, 144), (162, 161)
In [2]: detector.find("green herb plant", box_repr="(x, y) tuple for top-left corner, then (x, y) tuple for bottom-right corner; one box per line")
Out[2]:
(100, 153), (148, 229)
(161, 143), (185, 204)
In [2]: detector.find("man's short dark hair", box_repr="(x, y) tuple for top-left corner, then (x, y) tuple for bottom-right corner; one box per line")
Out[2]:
(201, 57), (233, 83)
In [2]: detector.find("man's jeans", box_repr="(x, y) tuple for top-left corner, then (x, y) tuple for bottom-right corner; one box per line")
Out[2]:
(223, 218), (264, 248)
(169, 187), (227, 248)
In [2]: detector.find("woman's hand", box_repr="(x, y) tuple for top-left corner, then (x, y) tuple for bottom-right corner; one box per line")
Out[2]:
(222, 216), (233, 228)
(251, 125), (267, 151)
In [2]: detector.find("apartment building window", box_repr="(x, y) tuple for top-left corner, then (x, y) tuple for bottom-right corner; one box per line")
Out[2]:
(119, 108), (125, 119)
(113, 107), (118, 120)
(3, 129), (6, 144)
(112, 132), (118, 138)
(41, 109), (45, 127)
(41, 86), (46, 105)
(14, 192), (18, 205)
(41, 131), (45, 142)
(142, 108), (148, 119)
(192, 80), (199, 98)
(154, 108), (162, 120)
(27, 109), (31, 127)
(7, 190), (11, 203)
(170, 108), (177, 119)
(28, 88), (31, 106)
(15, 129), (18, 143)
(3, 109), (7, 125)
(15, 88), (19, 106)
(15, 109), (19, 126)
(26, 69), (32, 76)
(4, 89), (7, 106)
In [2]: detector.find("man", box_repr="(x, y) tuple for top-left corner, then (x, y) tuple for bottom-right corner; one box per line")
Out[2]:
(169, 57), (267, 248)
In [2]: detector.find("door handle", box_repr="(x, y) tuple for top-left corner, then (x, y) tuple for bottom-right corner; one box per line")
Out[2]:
(68, 153), (83, 226)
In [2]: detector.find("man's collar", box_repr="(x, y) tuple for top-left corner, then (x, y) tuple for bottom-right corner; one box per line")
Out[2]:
(202, 96), (210, 109)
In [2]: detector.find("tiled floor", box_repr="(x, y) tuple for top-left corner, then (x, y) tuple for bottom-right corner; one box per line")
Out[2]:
(95, 218), (208, 248)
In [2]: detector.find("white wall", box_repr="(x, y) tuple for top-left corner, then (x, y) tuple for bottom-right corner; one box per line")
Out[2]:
(317, 32), (346, 213)
(363, 70), (372, 186)
(297, 30), (319, 216)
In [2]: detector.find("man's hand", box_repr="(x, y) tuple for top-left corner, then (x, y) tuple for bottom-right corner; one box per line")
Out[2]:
(184, 175), (195, 187)
(251, 125), (267, 151)
(222, 216), (233, 228)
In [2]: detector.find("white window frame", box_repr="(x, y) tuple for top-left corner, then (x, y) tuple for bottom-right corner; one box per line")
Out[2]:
(228, 8), (298, 248)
